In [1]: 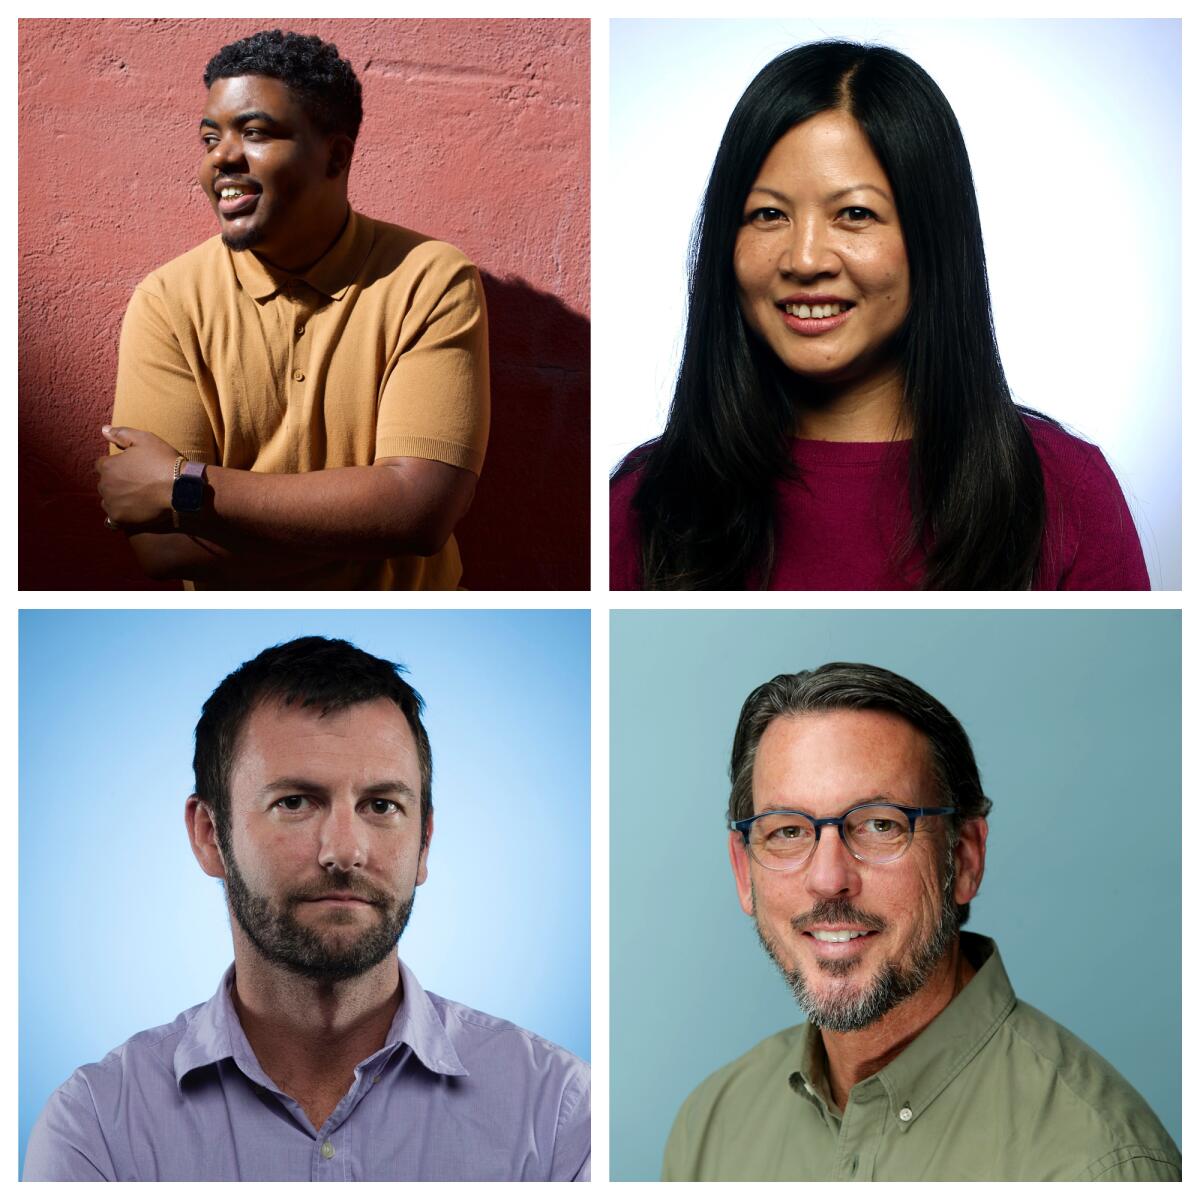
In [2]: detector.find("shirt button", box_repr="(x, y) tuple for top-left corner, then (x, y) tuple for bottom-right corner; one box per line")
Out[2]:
(321, 1140), (335, 1159)
(296, 325), (305, 337)
(899, 1106), (913, 1122)
(293, 369), (305, 382)
(372, 1075), (381, 1084)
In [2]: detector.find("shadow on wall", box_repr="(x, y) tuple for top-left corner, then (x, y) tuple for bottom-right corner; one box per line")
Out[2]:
(17, 271), (589, 591)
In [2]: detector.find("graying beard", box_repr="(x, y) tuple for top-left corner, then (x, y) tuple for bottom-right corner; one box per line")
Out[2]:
(757, 845), (959, 1033)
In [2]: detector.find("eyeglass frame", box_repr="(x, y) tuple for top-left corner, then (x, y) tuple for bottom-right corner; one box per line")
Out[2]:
(729, 802), (957, 869)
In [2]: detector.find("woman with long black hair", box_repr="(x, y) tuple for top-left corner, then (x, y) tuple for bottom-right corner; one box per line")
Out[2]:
(610, 41), (1148, 590)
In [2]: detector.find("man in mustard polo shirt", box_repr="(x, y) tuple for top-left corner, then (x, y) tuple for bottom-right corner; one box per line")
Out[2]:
(663, 663), (1181, 1181)
(95, 29), (488, 589)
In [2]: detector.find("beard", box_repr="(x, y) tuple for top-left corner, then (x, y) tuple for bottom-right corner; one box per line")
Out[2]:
(222, 846), (416, 983)
(220, 226), (265, 252)
(756, 846), (959, 1033)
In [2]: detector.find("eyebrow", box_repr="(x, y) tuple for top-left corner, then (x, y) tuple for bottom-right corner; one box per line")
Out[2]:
(260, 776), (417, 799)
(747, 183), (892, 204)
(199, 109), (281, 132)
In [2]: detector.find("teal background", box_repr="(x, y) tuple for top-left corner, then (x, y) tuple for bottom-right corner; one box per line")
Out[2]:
(20, 609), (590, 1174)
(610, 609), (1181, 1180)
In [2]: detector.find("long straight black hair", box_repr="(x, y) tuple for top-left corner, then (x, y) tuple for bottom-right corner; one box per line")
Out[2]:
(619, 41), (1046, 589)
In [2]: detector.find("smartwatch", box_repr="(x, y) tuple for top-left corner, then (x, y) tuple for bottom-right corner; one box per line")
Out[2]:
(171, 458), (207, 528)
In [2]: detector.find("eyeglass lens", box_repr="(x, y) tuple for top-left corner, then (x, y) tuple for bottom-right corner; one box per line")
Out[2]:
(748, 804), (913, 867)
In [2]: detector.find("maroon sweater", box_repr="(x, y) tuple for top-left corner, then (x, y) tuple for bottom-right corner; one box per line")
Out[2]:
(609, 418), (1149, 590)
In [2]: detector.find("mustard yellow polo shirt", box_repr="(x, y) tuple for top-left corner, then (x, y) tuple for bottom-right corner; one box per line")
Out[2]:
(112, 208), (489, 590)
(663, 934), (1180, 1181)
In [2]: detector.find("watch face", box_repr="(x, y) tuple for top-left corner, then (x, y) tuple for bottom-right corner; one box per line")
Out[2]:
(172, 470), (204, 513)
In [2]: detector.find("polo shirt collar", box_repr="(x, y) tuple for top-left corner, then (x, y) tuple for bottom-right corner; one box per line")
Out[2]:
(791, 933), (1016, 1127)
(174, 956), (468, 1089)
(229, 206), (373, 302)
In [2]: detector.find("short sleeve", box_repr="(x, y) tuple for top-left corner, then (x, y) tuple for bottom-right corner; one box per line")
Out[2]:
(375, 246), (490, 476)
(112, 285), (218, 463)
(23, 1082), (115, 1181)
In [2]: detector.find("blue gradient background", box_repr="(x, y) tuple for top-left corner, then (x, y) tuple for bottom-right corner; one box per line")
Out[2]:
(604, 19), (1181, 587)
(20, 609), (590, 1173)
(610, 609), (1180, 1180)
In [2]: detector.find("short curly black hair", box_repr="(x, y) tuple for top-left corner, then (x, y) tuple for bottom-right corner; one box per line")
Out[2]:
(203, 29), (363, 142)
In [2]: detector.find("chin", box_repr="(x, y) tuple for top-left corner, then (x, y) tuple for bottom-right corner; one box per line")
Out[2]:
(220, 224), (266, 252)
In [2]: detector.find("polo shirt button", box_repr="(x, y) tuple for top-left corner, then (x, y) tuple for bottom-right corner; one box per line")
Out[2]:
(296, 325), (305, 337)
(321, 1140), (335, 1159)
(293, 370), (305, 382)
(899, 1106), (913, 1122)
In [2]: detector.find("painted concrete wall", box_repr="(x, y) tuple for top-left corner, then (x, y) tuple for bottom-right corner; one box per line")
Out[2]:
(18, 18), (589, 589)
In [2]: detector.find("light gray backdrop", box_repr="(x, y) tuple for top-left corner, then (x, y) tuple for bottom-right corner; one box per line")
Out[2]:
(610, 608), (1180, 1179)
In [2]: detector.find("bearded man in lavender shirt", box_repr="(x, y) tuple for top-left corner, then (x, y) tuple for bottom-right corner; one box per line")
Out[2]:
(24, 637), (590, 1182)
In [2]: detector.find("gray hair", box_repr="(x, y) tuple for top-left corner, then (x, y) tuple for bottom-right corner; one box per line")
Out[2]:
(728, 662), (992, 925)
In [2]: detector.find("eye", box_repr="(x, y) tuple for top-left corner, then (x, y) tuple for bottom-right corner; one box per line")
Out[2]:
(366, 798), (402, 816)
(766, 823), (806, 842)
(274, 795), (310, 813)
(839, 206), (878, 224)
(745, 206), (787, 226)
(242, 127), (266, 139)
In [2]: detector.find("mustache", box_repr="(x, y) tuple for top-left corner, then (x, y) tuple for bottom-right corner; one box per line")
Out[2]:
(287, 872), (391, 906)
(790, 898), (887, 934)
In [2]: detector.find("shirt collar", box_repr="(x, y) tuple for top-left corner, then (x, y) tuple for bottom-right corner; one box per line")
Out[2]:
(229, 206), (373, 303)
(791, 933), (1015, 1127)
(173, 957), (468, 1089)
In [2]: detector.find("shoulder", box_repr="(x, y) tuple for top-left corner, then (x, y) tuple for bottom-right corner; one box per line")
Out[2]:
(427, 990), (589, 1095)
(609, 442), (656, 589)
(664, 1025), (807, 1180)
(52, 1005), (197, 1101)
(24, 1006), (200, 1181)
(1020, 413), (1148, 588)
(359, 215), (480, 283)
(132, 236), (231, 302)
(677, 1024), (805, 1117)
(1022, 412), (1108, 480)
(999, 999), (1180, 1179)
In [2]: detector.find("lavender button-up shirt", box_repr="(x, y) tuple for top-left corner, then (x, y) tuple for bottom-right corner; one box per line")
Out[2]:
(24, 958), (590, 1181)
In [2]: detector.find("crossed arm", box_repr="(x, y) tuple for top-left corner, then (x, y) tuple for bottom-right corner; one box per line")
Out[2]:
(95, 426), (476, 584)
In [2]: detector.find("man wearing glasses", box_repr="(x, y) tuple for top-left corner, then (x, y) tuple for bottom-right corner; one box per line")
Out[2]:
(662, 663), (1179, 1182)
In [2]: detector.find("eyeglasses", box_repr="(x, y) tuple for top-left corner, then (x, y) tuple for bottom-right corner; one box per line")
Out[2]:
(730, 803), (956, 870)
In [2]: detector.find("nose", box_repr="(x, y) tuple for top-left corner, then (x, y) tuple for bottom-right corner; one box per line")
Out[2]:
(208, 134), (246, 174)
(318, 802), (366, 874)
(780, 211), (840, 280)
(804, 822), (861, 899)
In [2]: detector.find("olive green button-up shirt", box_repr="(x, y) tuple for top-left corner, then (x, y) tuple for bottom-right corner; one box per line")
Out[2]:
(663, 934), (1179, 1181)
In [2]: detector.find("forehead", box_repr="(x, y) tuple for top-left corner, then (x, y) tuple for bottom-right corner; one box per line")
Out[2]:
(752, 708), (933, 814)
(202, 74), (310, 126)
(754, 110), (890, 191)
(229, 696), (421, 795)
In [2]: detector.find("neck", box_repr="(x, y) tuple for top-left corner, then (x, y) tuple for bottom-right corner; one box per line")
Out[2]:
(787, 362), (909, 442)
(257, 199), (350, 275)
(820, 939), (976, 1111)
(230, 938), (401, 1105)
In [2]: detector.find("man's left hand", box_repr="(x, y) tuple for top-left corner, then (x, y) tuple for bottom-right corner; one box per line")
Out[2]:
(96, 426), (181, 530)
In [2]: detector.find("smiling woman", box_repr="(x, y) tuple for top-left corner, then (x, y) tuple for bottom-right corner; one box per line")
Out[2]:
(610, 40), (1149, 591)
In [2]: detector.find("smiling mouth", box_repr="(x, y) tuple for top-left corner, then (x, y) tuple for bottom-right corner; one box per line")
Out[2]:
(216, 185), (261, 218)
(782, 301), (854, 319)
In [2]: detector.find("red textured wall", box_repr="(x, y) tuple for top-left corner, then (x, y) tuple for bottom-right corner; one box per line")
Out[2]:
(19, 18), (589, 590)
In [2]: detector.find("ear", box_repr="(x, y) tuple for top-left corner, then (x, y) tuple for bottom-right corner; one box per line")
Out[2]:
(327, 133), (354, 179)
(729, 831), (755, 917)
(952, 817), (988, 908)
(416, 810), (433, 887)
(186, 795), (227, 880)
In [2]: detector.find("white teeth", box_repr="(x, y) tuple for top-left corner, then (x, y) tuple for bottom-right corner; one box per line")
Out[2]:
(810, 929), (871, 943)
(220, 187), (246, 199)
(784, 302), (850, 319)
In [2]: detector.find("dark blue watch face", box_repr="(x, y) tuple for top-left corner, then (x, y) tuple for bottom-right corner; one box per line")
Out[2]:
(172, 473), (204, 513)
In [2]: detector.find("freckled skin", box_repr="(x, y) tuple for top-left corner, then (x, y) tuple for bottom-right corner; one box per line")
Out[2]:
(734, 111), (911, 435)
